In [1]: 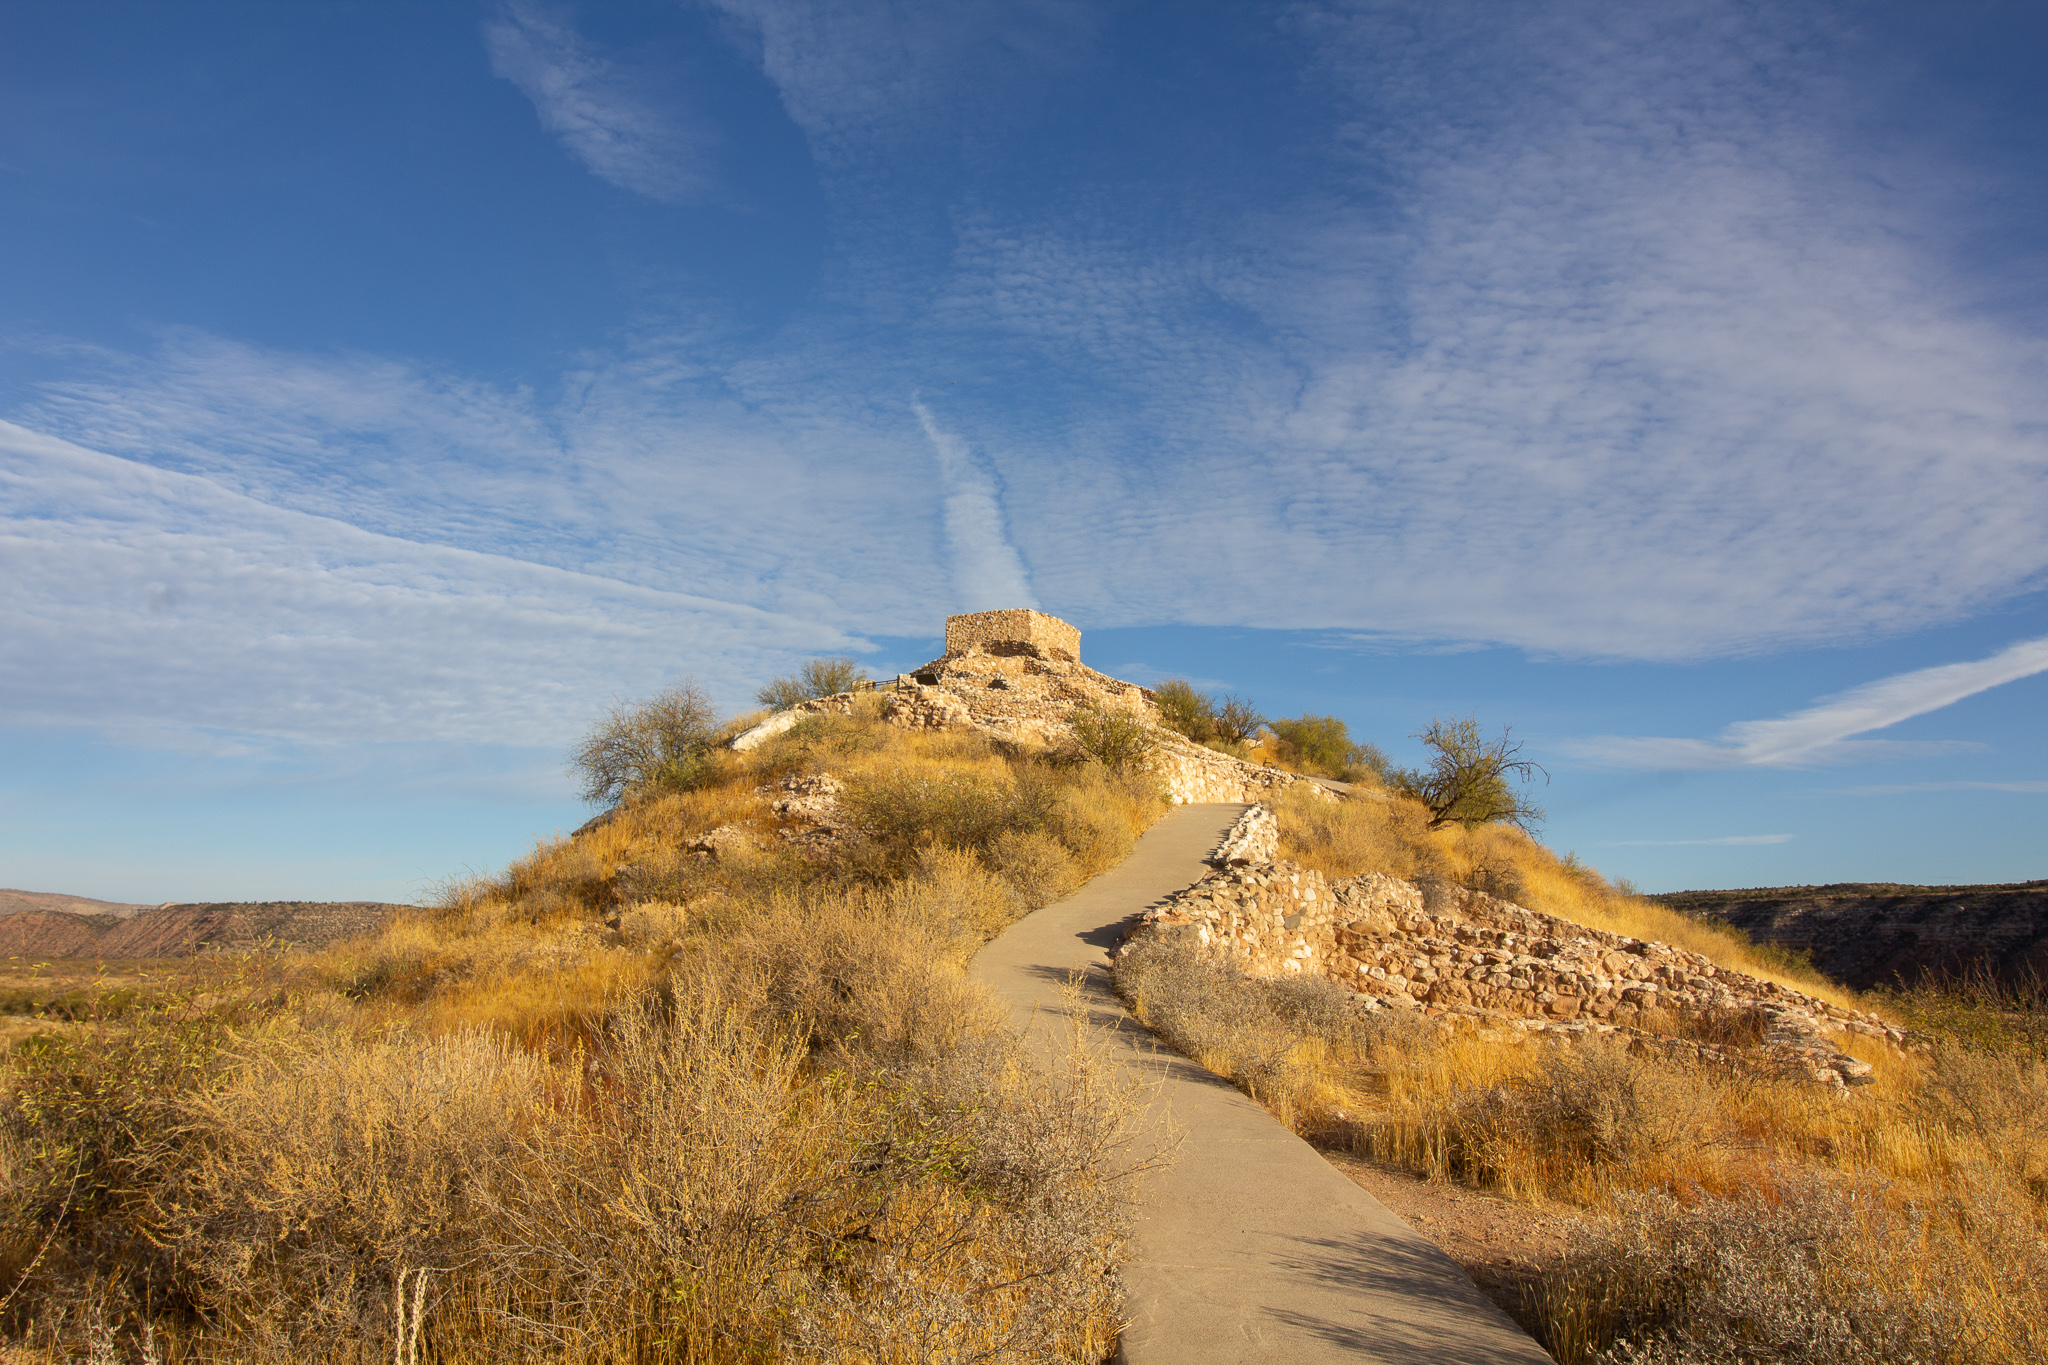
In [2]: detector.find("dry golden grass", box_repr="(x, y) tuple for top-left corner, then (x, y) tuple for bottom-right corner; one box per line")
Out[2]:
(0, 710), (1169, 1363)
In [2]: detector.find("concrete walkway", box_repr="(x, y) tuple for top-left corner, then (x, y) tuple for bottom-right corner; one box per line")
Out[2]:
(970, 803), (1555, 1365)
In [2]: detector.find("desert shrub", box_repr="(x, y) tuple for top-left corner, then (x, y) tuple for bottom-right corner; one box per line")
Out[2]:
(569, 681), (721, 805)
(1534, 1180), (2048, 1365)
(756, 655), (869, 711)
(3, 978), (1143, 1364)
(1410, 1044), (1719, 1198)
(1152, 679), (1218, 742)
(985, 828), (1082, 911)
(1880, 964), (2048, 1059)
(1389, 714), (1547, 831)
(1063, 702), (1156, 773)
(843, 766), (1056, 869)
(1210, 695), (1263, 745)
(1266, 713), (1365, 779)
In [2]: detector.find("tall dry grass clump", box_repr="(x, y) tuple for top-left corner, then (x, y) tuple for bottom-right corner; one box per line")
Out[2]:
(0, 706), (1168, 1362)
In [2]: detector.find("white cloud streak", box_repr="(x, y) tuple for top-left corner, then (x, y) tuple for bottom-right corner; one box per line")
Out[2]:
(912, 399), (1036, 612)
(485, 1), (717, 204)
(1562, 636), (2048, 770)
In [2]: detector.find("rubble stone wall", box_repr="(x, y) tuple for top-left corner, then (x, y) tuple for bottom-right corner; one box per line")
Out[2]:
(944, 609), (1081, 661)
(1127, 835), (1905, 1085)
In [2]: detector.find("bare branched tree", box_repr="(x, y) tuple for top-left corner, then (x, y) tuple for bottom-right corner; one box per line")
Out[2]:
(569, 681), (720, 805)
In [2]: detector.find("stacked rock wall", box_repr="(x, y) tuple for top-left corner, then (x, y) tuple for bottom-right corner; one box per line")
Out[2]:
(1128, 818), (1904, 1086)
(943, 609), (1081, 661)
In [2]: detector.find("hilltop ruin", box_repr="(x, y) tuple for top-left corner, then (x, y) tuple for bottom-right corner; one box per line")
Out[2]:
(734, 608), (1333, 803)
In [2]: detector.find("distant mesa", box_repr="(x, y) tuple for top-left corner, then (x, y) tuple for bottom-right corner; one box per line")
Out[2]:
(0, 889), (153, 920)
(1656, 881), (2048, 990)
(0, 896), (409, 959)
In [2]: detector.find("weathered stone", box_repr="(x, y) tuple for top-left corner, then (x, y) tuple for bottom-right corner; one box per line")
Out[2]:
(1122, 855), (1897, 1087)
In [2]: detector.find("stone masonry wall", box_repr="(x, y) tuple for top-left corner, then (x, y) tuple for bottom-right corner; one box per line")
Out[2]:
(1127, 818), (1907, 1086)
(944, 609), (1081, 662)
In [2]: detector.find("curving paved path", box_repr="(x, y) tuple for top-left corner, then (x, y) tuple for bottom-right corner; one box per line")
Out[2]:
(970, 803), (1555, 1365)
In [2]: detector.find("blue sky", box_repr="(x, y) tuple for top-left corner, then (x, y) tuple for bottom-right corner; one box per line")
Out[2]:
(3, 0), (2045, 904)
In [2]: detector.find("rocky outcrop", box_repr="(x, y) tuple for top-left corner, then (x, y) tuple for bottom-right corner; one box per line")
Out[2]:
(727, 610), (1335, 805)
(1126, 825), (1900, 1086)
(1656, 881), (2048, 989)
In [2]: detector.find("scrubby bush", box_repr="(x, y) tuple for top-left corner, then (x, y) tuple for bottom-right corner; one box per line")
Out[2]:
(1211, 695), (1264, 746)
(568, 681), (721, 805)
(1390, 714), (1547, 831)
(1066, 702), (1156, 773)
(1152, 680), (1263, 750)
(756, 655), (869, 710)
(1535, 1180), (2048, 1365)
(1152, 679), (1217, 742)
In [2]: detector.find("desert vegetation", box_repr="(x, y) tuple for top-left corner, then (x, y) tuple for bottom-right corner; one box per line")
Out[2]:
(1115, 783), (2048, 1363)
(0, 683), (1168, 1363)
(1149, 679), (1399, 785)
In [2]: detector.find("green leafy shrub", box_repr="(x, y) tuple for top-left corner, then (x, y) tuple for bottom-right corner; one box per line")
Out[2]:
(1389, 715), (1547, 830)
(1153, 679), (1217, 742)
(1067, 703), (1156, 773)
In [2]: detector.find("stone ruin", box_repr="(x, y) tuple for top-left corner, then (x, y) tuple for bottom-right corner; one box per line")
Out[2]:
(942, 608), (1081, 662)
(1125, 806), (1907, 1087)
(731, 609), (1335, 804)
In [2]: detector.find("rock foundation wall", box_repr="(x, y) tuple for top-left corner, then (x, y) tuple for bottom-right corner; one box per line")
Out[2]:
(1129, 828), (1905, 1086)
(943, 609), (1081, 662)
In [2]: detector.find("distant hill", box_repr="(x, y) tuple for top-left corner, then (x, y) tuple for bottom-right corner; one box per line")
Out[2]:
(1654, 880), (2048, 989)
(0, 888), (153, 919)
(0, 898), (409, 959)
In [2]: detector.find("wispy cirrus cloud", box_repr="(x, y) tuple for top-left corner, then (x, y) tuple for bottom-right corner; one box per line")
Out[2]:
(856, 1), (2048, 657)
(16, 329), (954, 636)
(912, 399), (1036, 613)
(486, 0), (718, 204)
(1562, 636), (2048, 770)
(0, 420), (870, 745)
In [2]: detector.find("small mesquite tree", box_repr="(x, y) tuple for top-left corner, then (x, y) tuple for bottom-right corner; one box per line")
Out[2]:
(570, 681), (721, 805)
(1153, 679), (1218, 742)
(1153, 679), (1264, 748)
(1068, 702), (1156, 772)
(1395, 716), (1548, 831)
(1211, 696), (1264, 746)
(1267, 714), (1360, 778)
(756, 655), (869, 710)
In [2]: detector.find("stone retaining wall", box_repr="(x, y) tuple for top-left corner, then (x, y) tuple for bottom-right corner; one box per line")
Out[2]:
(1127, 833), (1905, 1086)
